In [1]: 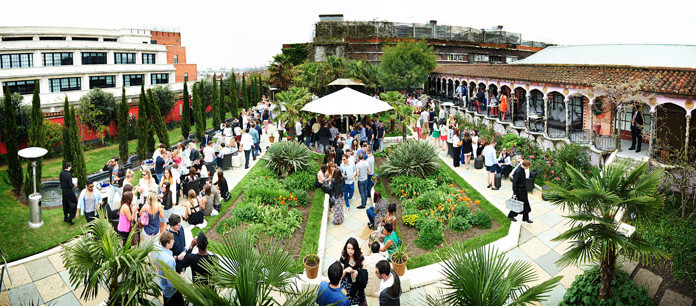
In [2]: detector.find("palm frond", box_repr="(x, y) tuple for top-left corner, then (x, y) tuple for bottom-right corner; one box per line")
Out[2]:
(513, 276), (563, 305)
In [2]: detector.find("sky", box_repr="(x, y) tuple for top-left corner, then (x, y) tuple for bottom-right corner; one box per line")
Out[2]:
(2, 0), (696, 70)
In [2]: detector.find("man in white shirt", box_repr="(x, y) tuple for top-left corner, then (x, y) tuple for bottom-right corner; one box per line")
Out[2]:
(203, 142), (216, 175)
(217, 142), (232, 159)
(482, 139), (499, 190)
(366, 148), (375, 192)
(295, 121), (303, 143)
(364, 242), (387, 297)
(375, 260), (401, 304)
(240, 128), (254, 169)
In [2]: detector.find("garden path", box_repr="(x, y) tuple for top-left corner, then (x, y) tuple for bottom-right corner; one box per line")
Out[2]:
(0, 126), (275, 306)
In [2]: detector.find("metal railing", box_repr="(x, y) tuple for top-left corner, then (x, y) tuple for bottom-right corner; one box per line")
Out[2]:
(569, 130), (591, 144)
(594, 135), (616, 151)
(547, 126), (566, 139)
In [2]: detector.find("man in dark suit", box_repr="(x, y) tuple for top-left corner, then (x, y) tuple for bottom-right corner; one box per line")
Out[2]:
(60, 162), (78, 224)
(200, 134), (211, 149)
(507, 160), (533, 223)
(628, 104), (644, 153)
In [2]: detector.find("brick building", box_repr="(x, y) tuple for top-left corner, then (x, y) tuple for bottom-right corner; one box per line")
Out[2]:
(150, 30), (197, 82)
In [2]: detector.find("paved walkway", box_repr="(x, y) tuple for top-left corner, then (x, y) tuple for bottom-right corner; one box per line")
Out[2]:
(0, 126), (276, 306)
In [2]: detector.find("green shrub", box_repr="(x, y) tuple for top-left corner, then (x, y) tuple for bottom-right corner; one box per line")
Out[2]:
(426, 168), (453, 186)
(535, 143), (591, 188)
(639, 204), (696, 283)
(233, 203), (262, 223)
(414, 191), (438, 210)
(216, 216), (241, 234)
(454, 203), (471, 218)
(401, 199), (418, 216)
(266, 208), (302, 238)
(390, 175), (435, 200)
(560, 267), (652, 306)
(448, 216), (472, 233)
(415, 218), (444, 250)
(469, 211), (492, 229)
(283, 170), (316, 191)
(245, 187), (305, 207)
(381, 140), (441, 178)
(262, 141), (314, 177)
(244, 174), (282, 190)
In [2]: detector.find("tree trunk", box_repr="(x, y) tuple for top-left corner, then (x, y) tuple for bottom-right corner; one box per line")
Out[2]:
(598, 247), (617, 300)
(390, 119), (396, 136)
(402, 124), (407, 142)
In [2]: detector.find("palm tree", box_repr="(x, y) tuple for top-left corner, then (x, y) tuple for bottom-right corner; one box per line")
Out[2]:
(62, 217), (160, 305)
(273, 86), (312, 140)
(427, 245), (561, 306)
(158, 228), (319, 306)
(269, 54), (293, 90)
(545, 161), (668, 300)
(380, 91), (418, 141)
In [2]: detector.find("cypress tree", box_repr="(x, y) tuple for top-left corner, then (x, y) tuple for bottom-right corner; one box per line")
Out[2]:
(144, 91), (156, 154)
(258, 75), (264, 100)
(218, 78), (226, 121)
(62, 96), (74, 166)
(117, 87), (129, 162)
(251, 76), (258, 105)
(241, 74), (247, 108)
(3, 88), (23, 194)
(147, 89), (169, 147)
(193, 83), (205, 139)
(70, 105), (87, 189)
(211, 74), (221, 128)
(136, 84), (150, 160)
(24, 83), (44, 196)
(181, 81), (191, 139)
(229, 70), (239, 116)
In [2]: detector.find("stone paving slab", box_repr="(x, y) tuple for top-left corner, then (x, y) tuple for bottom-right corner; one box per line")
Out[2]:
(2, 265), (32, 290)
(659, 289), (693, 306)
(540, 282), (567, 306)
(536, 250), (564, 277)
(34, 273), (70, 302)
(618, 256), (639, 276)
(518, 227), (535, 246)
(49, 292), (81, 306)
(536, 228), (562, 249)
(24, 258), (56, 282)
(634, 268), (663, 298)
(537, 212), (564, 228)
(555, 265), (583, 289)
(519, 237), (551, 260)
(8, 282), (43, 306)
(47, 253), (65, 273)
(74, 285), (110, 306)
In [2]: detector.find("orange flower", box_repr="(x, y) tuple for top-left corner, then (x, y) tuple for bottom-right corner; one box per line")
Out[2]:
(448, 184), (454, 187)
(439, 218), (443, 222)
(289, 193), (292, 196)
(451, 207), (455, 212)
(404, 184), (407, 187)
(466, 203), (470, 207)
(401, 190), (404, 193)
(280, 200), (285, 205)
(448, 213), (452, 218)
(265, 176), (268, 178)
(474, 200), (481, 205)
(425, 212), (429, 216)
(458, 190), (463, 193)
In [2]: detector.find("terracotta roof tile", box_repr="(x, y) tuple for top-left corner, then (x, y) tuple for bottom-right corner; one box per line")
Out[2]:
(432, 64), (696, 97)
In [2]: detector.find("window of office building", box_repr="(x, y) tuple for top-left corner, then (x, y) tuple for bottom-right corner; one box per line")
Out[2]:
(506, 56), (518, 63)
(114, 53), (135, 64)
(2, 80), (38, 95)
(490, 55), (505, 63)
(142, 53), (156, 64)
(89, 76), (116, 89)
(123, 74), (143, 87)
(0, 53), (33, 69)
(174, 54), (178, 64)
(151, 73), (169, 85)
(103, 38), (117, 42)
(43, 52), (73, 66)
(473, 54), (489, 63)
(49, 77), (81, 92)
(81, 52), (107, 65)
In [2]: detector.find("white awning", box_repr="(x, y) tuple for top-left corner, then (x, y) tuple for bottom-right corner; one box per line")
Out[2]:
(327, 78), (365, 86)
(301, 87), (393, 115)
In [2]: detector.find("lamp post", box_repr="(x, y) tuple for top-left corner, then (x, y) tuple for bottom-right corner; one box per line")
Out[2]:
(18, 147), (48, 229)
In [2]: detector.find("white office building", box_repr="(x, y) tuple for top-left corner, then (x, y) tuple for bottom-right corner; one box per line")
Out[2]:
(0, 26), (183, 111)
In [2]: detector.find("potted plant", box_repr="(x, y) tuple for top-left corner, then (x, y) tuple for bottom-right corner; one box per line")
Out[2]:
(391, 243), (408, 276)
(269, 133), (276, 143)
(302, 241), (320, 279)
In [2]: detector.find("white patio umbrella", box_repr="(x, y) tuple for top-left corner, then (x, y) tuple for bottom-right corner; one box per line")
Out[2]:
(301, 87), (393, 115)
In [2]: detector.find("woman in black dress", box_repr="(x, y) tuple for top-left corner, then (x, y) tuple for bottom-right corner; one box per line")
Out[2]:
(507, 159), (533, 223)
(340, 237), (367, 306)
(461, 130), (473, 169)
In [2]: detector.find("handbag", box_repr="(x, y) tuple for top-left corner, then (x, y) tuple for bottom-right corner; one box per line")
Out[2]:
(506, 197), (524, 213)
(329, 196), (336, 208)
(140, 211), (149, 227)
(321, 180), (333, 194)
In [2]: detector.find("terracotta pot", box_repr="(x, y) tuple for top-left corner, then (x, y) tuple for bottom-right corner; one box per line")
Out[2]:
(303, 255), (320, 279)
(269, 136), (275, 143)
(392, 259), (407, 276)
(660, 150), (670, 162)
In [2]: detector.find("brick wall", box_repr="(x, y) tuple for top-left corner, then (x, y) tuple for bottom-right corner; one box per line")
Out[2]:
(151, 31), (182, 46)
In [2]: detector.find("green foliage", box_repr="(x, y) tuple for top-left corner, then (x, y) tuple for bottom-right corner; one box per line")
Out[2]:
(560, 267), (652, 306)
(70, 106), (87, 188)
(414, 190), (439, 210)
(382, 140), (441, 178)
(281, 43), (309, 65)
(283, 170), (316, 191)
(147, 89), (169, 147)
(76, 88), (116, 136)
(136, 84), (152, 160)
(447, 216), (472, 233)
(380, 91), (419, 140)
(227, 72), (239, 116)
(117, 87), (129, 162)
(292, 56), (380, 95)
(262, 141), (314, 178)
(274, 87), (312, 140)
(0, 92), (29, 143)
(430, 245), (562, 306)
(42, 120), (62, 152)
(150, 85), (175, 118)
(211, 74), (221, 128)
(269, 54), (293, 90)
(62, 97), (74, 165)
(241, 74), (247, 108)
(2, 88), (22, 193)
(181, 81), (191, 139)
(638, 199), (696, 283)
(192, 83), (206, 139)
(415, 217), (444, 250)
(62, 217), (162, 305)
(427, 168), (454, 186)
(378, 41), (436, 91)
(390, 175), (435, 200)
(469, 211), (492, 229)
(535, 143), (591, 188)
(24, 83), (44, 195)
(245, 187), (306, 207)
